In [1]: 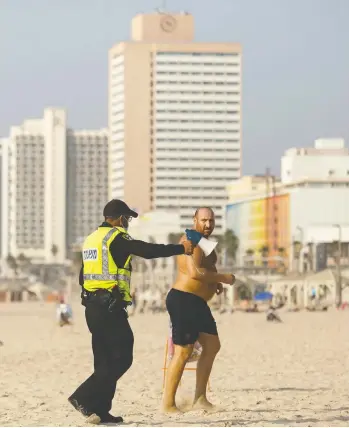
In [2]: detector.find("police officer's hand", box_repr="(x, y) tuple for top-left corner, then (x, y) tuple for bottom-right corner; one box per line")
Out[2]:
(185, 229), (202, 245)
(182, 240), (194, 255)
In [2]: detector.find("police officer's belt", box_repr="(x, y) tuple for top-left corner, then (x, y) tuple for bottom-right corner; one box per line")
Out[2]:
(81, 287), (129, 312)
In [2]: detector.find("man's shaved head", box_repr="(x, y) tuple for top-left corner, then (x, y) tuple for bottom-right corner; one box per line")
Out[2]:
(193, 207), (215, 237)
(194, 207), (214, 218)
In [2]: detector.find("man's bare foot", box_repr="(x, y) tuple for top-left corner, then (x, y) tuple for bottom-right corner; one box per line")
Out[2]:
(162, 404), (182, 414)
(193, 396), (215, 411)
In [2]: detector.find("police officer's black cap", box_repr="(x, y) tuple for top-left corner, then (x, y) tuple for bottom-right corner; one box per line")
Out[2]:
(103, 199), (138, 218)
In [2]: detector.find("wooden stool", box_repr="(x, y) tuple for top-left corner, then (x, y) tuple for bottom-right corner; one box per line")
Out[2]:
(162, 337), (211, 391)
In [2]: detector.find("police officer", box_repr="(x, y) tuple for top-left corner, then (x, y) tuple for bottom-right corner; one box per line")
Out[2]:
(68, 199), (194, 424)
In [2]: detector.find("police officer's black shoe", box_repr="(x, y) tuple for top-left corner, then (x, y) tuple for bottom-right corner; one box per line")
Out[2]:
(68, 397), (101, 424)
(99, 413), (124, 424)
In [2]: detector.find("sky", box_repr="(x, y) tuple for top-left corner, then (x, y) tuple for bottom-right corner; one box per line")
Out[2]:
(1, 0), (348, 175)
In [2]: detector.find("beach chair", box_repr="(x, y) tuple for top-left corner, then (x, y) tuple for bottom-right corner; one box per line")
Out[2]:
(162, 322), (211, 391)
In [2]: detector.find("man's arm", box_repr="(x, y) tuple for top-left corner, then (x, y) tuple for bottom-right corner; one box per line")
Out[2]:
(110, 234), (186, 260)
(186, 243), (233, 284)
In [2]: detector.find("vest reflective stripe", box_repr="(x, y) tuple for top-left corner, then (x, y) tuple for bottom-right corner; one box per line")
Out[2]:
(125, 255), (131, 268)
(101, 228), (117, 276)
(83, 273), (130, 282)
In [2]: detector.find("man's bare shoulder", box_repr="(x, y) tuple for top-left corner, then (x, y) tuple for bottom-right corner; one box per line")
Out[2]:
(178, 234), (186, 244)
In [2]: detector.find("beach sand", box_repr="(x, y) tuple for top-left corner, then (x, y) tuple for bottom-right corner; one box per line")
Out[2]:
(0, 301), (348, 427)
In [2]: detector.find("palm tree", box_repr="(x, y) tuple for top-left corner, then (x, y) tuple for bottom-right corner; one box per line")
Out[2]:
(6, 254), (18, 276)
(17, 253), (31, 274)
(216, 229), (239, 266)
(224, 229), (239, 262)
(277, 247), (286, 272)
(51, 244), (58, 262)
(260, 245), (269, 267)
(278, 247), (286, 260)
(70, 251), (82, 276)
(17, 253), (27, 263)
(245, 248), (254, 267)
(215, 235), (225, 265)
(293, 241), (301, 259)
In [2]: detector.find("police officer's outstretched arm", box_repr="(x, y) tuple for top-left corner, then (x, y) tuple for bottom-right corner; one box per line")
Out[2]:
(110, 234), (193, 259)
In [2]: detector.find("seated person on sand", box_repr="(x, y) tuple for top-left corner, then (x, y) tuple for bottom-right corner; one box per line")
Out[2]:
(162, 207), (235, 413)
(266, 305), (282, 322)
(246, 303), (258, 313)
(56, 296), (73, 327)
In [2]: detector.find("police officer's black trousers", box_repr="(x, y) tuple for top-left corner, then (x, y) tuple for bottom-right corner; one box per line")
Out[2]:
(69, 302), (134, 417)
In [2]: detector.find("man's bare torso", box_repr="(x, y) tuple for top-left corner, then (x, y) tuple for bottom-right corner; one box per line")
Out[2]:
(172, 235), (218, 301)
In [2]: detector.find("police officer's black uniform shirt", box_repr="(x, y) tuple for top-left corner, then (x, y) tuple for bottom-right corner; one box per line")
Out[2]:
(79, 222), (185, 286)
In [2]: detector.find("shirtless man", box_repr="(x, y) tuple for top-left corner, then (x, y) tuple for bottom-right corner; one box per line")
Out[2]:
(162, 207), (235, 413)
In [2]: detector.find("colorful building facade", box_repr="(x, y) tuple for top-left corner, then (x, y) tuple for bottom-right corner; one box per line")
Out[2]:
(226, 193), (290, 267)
(226, 184), (349, 270)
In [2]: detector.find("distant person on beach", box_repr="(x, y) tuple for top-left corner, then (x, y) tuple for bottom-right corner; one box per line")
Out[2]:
(162, 207), (235, 413)
(246, 303), (258, 313)
(56, 296), (73, 327)
(266, 305), (282, 322)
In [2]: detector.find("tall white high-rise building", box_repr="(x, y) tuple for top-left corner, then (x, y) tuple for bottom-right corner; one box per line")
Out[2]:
(1, 108), (66, 263)
(66, 128), (109, 254)
(108, 12), (242, 233)
(1, 108), (108, 264)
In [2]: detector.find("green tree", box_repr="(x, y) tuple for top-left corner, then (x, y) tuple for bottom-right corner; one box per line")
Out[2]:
(260, 245), (269, 267)
(17, 253), (27, 264)
(17, 253), (31, 274)
(6, 254), (18, 276)
(217, 229), (239, 265)
(51, 244), (58, 261)
(245, 248), (255, 267)
(277, 247), (286, 272)
(293, 241), (301, 259)
(224, 229), (239, 261)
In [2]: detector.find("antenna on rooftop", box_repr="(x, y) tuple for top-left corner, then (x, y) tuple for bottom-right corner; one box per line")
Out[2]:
(156, 0), (167, 13)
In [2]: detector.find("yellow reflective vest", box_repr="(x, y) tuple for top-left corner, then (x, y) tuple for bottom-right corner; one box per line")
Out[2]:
(82, 226), (132, 303)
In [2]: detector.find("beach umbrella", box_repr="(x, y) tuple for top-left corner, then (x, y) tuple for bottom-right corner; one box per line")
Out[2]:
(254, 291), (273, 301)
